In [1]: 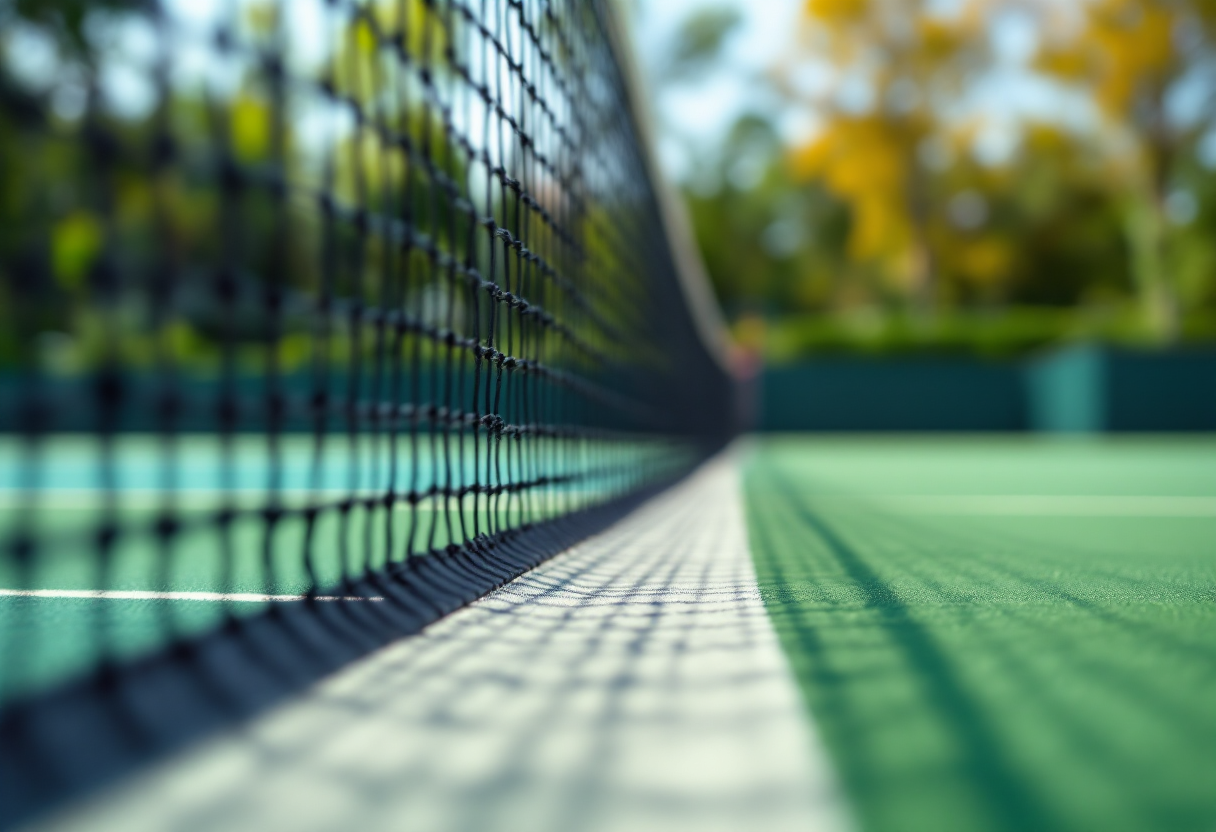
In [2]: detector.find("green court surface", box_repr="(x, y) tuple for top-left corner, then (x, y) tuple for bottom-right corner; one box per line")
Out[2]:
(746, 436), (1216, 832)
(0, 435), (651, 702)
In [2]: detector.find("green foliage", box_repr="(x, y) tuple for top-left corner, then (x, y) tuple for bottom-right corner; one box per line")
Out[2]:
(0, 0), (471, 373)
(759, 306), (1216, 363)
(660, 6), (742, 83)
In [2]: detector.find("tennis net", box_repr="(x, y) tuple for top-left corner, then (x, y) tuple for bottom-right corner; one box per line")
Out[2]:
(0, 0), (733, 822)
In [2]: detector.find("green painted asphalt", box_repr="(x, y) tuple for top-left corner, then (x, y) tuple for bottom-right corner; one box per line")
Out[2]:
(4, 433), (1215, 832)
(0, 501), (453, 701)
(746, 437), (1216, 832)
(0, 435), (644, 702)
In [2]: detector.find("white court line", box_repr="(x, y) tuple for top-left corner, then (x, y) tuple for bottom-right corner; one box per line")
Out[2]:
(30, 447), (852, 832)
(808, 495), (1216, 516)
(0, 589), (383, 602)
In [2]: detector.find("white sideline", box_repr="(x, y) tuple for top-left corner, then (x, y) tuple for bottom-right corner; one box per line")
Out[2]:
(807, 494), (1216, 516)
(28, 449), (851, 832)
(0, 589), (383, 602)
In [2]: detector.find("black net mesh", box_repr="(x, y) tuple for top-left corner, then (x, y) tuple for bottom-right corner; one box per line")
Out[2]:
(0, 0), (733, 817)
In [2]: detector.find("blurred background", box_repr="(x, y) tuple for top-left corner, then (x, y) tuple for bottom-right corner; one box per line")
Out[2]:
(624, 0), (1216, 432)
(628, 0), (1216, 360)
(2, 0), (1214, 432)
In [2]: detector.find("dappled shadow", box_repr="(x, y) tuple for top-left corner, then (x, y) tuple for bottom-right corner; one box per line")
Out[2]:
(760, 468), (1062, 832)
(0, 474), (686, 829)
(16, 457), (846, 832)
(753, 461), (1216, 832)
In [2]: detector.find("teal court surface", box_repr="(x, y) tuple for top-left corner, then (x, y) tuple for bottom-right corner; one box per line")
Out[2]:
(6, 436), (1216, 832)
(0, 435), (643, 702)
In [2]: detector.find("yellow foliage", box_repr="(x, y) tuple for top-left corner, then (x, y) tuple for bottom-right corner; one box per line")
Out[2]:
(1090, 0), (1174, 71)
(792, 0), (985, 282)
(354, 16), (378, 55)
(1035, 46), (1091, 83)
(243, 2), (278, 37)
(802, 0), (981, 75)
(1023, 122), (1071, 157)
(1040, 0), (1178, 117)
(792, 116), (915, 260)
(956, 236), (1013, 285)
(852, 194), (911, 261)
(1092, 1), (1174, 113)
(332, 1), (441, 105)
(231, 94), (271, 161)
(790, 133), (832, 178)
(917, 18), (965, 63)
(805, 0), (869, 23)
(793, 117), (910, 191)
(52, 212), (102, 289)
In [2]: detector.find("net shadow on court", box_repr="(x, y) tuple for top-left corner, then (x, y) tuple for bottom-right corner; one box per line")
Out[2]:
(0, 0), (735, 825)
(21, 457), (847, 832)
(0, 474), (685, 828)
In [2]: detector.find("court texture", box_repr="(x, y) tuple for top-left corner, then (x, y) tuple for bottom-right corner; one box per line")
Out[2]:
(4, 434), (1214, 832)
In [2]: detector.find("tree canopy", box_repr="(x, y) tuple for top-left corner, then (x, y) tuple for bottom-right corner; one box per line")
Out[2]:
(646, 0), (1216, 357)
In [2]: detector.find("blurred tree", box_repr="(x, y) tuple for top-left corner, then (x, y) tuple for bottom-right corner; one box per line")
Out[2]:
(684, 114), (853, 318)
(0, 0), (461, 371)
(929, 122), (1134, 310)
(637, 0), (1216, 357)
(1036, 0), (1216, 341)
(787, 0), (986, 315)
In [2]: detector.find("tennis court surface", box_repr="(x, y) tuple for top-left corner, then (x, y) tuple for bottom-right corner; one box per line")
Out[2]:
(7, 436), (1215, 832)
(748, 436), (1216, 832)
(3, 0), (1216, 829)
(17, 450), (850, 832)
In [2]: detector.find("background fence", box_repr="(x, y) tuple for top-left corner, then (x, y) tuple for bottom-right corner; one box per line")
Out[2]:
(757, 346), (1216, 433)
